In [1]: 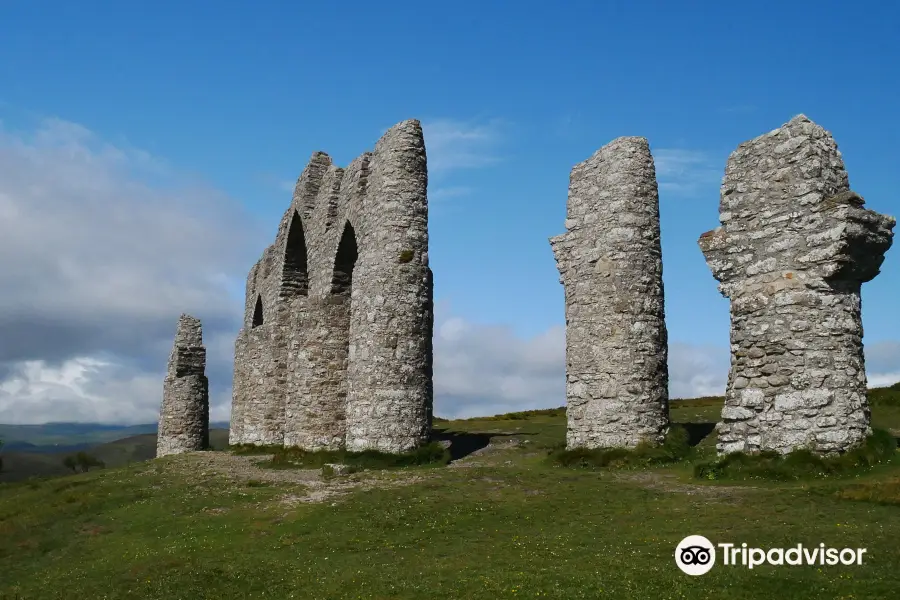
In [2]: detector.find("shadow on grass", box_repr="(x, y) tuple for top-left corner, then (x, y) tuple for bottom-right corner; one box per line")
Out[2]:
(680, 422), (717, 447)
(431, 429), (532, 462)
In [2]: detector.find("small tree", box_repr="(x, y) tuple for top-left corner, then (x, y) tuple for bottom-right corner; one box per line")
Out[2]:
(75, 452), (104, 472)
(63, 455), (78, 473)
(63, 452), (105, 473)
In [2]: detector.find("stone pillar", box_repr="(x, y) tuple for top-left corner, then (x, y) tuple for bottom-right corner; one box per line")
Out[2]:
(550, 137), (669, 449)
(699, 115), (895, 455)
(345, 120), (433, 453)
(158, 314), (209, 457)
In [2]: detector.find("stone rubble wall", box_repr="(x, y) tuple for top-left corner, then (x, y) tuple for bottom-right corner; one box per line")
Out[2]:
(699, 115), (895, 454)
(158, 314), (209, 457)
(230, 120), (433, 453)
(550, 137), (669, 449)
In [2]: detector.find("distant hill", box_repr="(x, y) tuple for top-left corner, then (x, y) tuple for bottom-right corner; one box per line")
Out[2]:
(0, 421), (230, 452)
(0, 428), (230, 483)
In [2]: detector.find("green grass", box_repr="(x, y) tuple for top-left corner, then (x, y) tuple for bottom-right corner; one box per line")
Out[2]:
(0, 429), (230, 483)
(2, 398), (900, 598)
(548, 425), (693, 469)
(265, 441), (451, 471)
(694, 429), (899, 482)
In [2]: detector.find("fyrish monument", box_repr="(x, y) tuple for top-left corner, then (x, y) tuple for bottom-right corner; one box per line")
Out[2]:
(700, 115), (895, 455)
(229, 120), (434, 454)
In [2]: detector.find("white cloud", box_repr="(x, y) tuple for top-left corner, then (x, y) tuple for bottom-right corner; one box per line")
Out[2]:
(653, 148), (722, 197)
(862, 341), (900, 388)
(0, 356), (234, 425)
(0, 116), (261, 424)
(432, 303), (565, 418)
(422, 118), (506, 174)
(668, 342), (730, 399)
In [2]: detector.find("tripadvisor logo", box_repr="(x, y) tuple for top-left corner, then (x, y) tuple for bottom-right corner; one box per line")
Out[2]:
(676, 535), (716, 575)
(675, 535), (867, 576)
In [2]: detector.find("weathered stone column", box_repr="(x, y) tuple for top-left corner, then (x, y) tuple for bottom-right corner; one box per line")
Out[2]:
(550, 137), (669, 449)
(699, 115), (895, 455)
(158, 314), (209, 457)
(345, 120), (433, 453)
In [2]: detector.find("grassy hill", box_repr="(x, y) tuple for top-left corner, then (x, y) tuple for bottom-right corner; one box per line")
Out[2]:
(1, 393), (899, 599)
(0, 429), (230, 483)
(0, 421), (231, 451)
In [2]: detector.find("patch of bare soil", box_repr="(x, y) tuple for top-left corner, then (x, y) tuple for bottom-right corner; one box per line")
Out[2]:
(166, 451), (434, 505)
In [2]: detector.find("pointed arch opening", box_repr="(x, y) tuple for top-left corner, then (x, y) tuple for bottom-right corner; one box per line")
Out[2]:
(331, 222), (358, 296)
(252, 294), (264, 328)
(281, 211), (309, 296)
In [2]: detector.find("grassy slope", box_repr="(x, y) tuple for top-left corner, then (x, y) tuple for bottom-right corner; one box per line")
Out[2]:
(0, 422), (231, 449)
(1, 404), (898, 599)
(0, 429), (230, 482)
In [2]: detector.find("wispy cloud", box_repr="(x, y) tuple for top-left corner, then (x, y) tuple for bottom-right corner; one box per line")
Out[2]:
(422, 118), (506, 174)
(429, 185), (473, 204)
(653, 148), (722, 197)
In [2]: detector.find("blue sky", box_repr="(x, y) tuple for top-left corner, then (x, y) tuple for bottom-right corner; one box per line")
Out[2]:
(1, 1), (898, 422)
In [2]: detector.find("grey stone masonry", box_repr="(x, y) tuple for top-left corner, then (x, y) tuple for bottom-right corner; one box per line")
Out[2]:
(550, 137), (670, 449)
(699, 115), (895, 455)
(230, 120), (433, 454)
(157, 314), (209, 457)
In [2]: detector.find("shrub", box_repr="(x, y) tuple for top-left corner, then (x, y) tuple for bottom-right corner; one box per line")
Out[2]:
(62, 452), (105, 473)
(548, 425), (692, 469)
(63, 455), (78, 473)
(398, 250), (415, 263)
(694, 429), (897, 482)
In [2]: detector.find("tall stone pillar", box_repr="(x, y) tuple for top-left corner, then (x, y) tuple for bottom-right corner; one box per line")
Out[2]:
(699, 115), (895, 455)
(345, 120), (433, 453)
(550, 137), (670, 449)
(158, 314), (209, 457)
